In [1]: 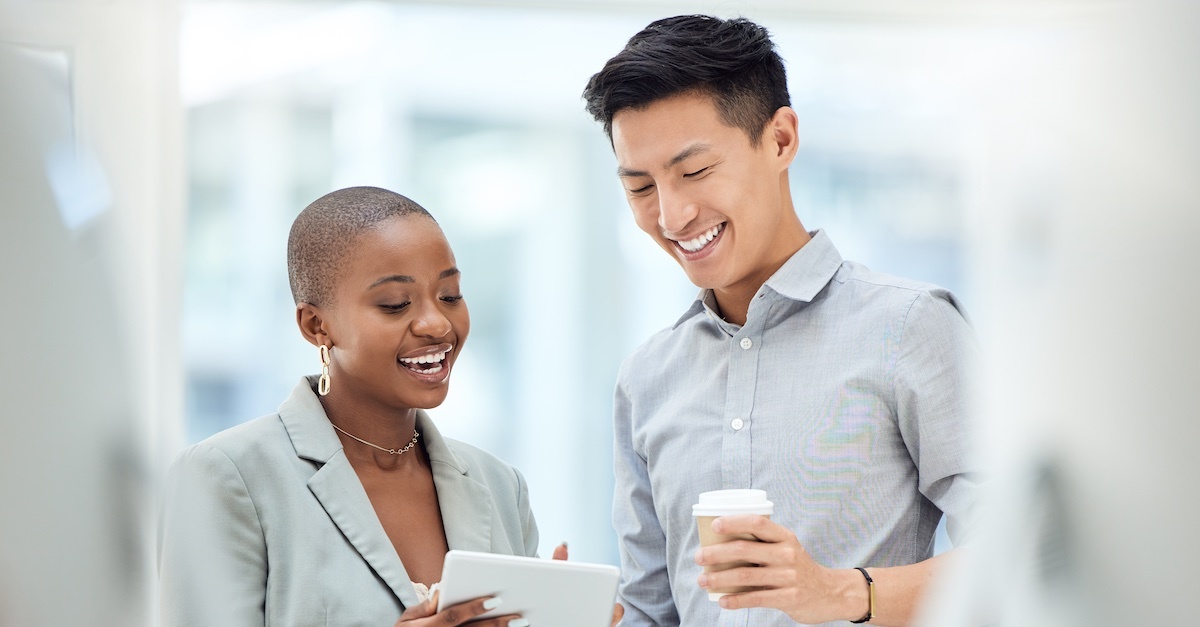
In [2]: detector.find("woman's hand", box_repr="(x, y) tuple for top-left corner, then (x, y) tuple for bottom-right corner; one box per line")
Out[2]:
(552, 543), (625, 627)
(394, 590), (528, 627)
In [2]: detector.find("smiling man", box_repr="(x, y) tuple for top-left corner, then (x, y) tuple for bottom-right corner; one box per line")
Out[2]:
(583, 15), (983, 626)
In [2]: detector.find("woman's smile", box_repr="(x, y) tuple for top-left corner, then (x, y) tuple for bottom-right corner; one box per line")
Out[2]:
(398, 343), (454, 382)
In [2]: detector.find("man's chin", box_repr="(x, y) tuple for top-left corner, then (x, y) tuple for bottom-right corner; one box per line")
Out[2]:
(680, 267), (723, 291)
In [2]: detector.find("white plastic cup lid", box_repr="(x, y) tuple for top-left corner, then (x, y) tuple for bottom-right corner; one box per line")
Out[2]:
(692, 489), (774, 517)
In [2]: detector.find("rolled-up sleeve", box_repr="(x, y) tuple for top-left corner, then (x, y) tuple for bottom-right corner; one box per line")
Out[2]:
(893, 289), (985, 546)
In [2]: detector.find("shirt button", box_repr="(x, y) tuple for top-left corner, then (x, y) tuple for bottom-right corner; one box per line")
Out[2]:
(731, 418), (745, 430)
(740, 337), (753, 350)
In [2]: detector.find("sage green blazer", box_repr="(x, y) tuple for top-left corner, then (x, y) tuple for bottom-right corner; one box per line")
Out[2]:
(159, 377), (539, 626)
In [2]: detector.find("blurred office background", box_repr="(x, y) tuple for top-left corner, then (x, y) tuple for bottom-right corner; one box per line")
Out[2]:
(2, 1), (1197, 626)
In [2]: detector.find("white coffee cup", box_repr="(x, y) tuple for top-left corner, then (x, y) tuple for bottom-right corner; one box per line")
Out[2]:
(692, 489), (774, 600)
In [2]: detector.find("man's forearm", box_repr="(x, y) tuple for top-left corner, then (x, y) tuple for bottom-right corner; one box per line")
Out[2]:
(833, 548), (963, 626)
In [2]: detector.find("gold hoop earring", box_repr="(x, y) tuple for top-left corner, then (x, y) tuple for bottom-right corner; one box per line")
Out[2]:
(318, 344), (331, 396)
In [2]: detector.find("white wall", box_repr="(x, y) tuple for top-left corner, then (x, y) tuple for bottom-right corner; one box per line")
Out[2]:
(0, 1), (182, 625)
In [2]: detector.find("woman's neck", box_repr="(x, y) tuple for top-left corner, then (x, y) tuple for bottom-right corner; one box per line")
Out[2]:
(319, 390), (423, 471)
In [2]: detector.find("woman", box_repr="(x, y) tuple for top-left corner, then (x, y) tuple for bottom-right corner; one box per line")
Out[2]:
(160, 187), (572, 626)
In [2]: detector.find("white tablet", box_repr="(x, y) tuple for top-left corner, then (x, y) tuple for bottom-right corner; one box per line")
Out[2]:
(436, 550), (619, 626)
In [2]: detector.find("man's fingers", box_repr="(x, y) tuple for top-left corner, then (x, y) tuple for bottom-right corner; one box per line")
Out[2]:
(715, 587), (794, 612)
(711, 514), (790, 542)
(701, 565), (797, 592)
(552, 542), (569, 561)
(697, 537), (804, 567)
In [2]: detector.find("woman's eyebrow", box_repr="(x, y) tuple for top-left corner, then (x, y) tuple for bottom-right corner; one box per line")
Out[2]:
(368, 274), (414, 288)
(369, 267), (459, 289)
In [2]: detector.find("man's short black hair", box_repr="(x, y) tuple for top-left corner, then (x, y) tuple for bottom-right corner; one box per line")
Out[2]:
(287, 186), (434, 307)
(582, 14), (791, 145)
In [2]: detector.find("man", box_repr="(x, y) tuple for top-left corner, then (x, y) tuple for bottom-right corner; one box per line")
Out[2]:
(583, 15), (982, 626)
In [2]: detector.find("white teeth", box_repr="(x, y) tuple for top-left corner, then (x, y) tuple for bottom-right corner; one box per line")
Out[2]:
(678, 224), (723, 253)
(401, 350), (448, 365)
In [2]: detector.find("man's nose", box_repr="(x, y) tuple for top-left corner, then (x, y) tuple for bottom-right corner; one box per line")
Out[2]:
(657, 186), (699, 236)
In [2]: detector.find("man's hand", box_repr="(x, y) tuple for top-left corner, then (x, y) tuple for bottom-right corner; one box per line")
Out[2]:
(694, 514), (866, 624)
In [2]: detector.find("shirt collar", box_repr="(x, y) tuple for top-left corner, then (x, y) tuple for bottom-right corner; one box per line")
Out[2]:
(673, 229), (843, 329)
(763, 229), (843, 303)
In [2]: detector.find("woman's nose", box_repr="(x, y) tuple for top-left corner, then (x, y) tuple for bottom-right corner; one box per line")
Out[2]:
(411, 302), (451, 338)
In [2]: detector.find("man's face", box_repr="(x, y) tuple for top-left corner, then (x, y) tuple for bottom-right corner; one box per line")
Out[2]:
(611, 91), (796, 295)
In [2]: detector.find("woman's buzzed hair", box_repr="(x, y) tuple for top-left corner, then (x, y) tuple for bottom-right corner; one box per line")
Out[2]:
(582, 14), (790, 146)
(287, 186), (434, 307)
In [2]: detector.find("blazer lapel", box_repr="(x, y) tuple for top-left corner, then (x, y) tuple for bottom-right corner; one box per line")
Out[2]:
(417, 411), (499, 554)
(279, 377), (422, 609)
(308, 453), (422, 609)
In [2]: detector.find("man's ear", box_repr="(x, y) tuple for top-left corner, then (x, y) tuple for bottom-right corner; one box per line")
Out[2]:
(296, 303), (331, 348)
(767, 106), (800, 168)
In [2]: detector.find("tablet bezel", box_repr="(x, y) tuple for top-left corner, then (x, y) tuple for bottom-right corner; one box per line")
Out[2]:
(435, 549), (619, 626)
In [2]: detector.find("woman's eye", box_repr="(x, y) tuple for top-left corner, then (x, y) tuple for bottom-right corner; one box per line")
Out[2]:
(380, 302), (410, 312)
(684, 166), (710, 178)
(441, 295), (464, 304)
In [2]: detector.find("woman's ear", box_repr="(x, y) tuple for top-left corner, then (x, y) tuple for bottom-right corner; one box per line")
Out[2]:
(768, 106), (800, 168)
(296, 303), (331, 347)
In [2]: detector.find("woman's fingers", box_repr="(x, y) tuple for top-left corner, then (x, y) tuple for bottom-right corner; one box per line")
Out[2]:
(552, 542), (568, 561)
(611, 602), (625, 626)
(397, 594), (522, 625)
(397, 593), (438, 620)
(473, 616), (527, 627)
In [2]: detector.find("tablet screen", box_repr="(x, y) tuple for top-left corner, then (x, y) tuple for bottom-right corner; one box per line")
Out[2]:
(436, 550), (619, 627)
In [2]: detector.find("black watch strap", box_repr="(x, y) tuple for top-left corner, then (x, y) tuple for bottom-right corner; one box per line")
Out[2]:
(849, 567), (875, 624)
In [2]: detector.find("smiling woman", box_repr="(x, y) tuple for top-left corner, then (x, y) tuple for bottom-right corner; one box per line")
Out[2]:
(159, 187), (539, 627)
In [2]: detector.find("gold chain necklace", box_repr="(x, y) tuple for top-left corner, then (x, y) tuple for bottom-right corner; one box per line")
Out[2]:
(331, 423), (420, 456)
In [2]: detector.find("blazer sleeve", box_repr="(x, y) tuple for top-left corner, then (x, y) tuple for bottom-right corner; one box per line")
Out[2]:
(158, 443), (268, 627)
(514, 466), (540, 558)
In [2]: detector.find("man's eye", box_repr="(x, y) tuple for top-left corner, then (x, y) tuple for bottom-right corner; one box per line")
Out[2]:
(684, 166), (710, 178)
(627, 184), (654, 194)
(380, 302), (410, 312)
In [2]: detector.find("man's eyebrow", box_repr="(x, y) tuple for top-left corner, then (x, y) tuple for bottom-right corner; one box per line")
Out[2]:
(616, 143), (713, 178)
(665, 143), (712, 169)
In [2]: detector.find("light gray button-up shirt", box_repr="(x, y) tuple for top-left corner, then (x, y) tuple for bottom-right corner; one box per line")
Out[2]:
(612, 230), (982, 626)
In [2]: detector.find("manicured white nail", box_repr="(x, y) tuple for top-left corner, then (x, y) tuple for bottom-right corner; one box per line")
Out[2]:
(483, 597), (504, 610)
(507, 619), (530, 627)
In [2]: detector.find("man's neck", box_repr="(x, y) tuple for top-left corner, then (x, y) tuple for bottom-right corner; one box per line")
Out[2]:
(712, 227), (811, 326)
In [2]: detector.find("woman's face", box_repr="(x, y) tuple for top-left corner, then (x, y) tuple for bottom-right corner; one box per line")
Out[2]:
(320, 215), (469, 412)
